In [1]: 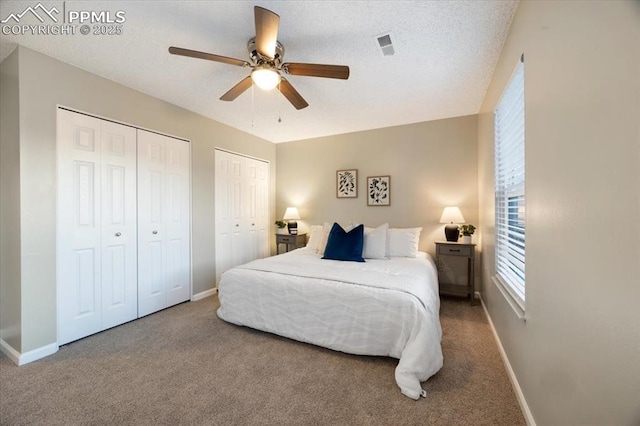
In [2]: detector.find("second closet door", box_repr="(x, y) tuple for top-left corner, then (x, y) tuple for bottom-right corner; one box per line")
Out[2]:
(215, 150), (269, 285)
(137, 130), (191, 317)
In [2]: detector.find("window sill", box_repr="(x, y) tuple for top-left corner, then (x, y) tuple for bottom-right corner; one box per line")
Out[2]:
(492, 275), (526, 321)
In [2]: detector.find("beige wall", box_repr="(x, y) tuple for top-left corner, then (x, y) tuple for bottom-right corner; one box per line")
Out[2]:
(276, 115), (478, 257)
(0, 49), (22, 351)
(478, 1), (640, 424)
(2, 46), (276, 353)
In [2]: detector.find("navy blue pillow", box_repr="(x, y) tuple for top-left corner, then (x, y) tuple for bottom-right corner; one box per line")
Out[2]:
(322, 223), (365, 262)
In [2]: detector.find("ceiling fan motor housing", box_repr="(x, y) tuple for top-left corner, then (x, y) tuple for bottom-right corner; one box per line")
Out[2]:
(247, 37), (284, 68)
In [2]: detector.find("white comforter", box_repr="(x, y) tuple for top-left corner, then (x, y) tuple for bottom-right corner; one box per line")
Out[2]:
(217, 248), (443, 399)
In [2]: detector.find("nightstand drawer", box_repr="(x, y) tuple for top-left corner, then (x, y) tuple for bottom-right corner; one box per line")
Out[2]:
(275, 233), (307, 255)
(438, 245), (472, 256)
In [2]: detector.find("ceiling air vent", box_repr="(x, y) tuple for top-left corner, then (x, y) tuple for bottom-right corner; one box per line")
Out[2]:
(376, 33), (395, 56)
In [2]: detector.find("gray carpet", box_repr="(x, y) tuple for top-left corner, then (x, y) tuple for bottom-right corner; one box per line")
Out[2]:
(0, 295), (525, 425)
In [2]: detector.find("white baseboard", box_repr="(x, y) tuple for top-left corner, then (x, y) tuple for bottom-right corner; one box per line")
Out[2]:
(19, 342), (58, 365)
(480, 296), (536, 426)
(191, 287), (217, 301)
(0, 338), (20, 364)
(0, 338), (58, 366)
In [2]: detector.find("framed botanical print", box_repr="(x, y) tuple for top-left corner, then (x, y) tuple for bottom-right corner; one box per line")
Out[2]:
(336, 169), (357, 198)
(367, 175), (390, 206)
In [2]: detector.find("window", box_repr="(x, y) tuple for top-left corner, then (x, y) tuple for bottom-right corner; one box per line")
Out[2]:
(494, 55), (525, 310)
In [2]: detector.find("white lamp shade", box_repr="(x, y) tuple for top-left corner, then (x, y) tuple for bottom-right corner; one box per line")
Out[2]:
(283, 207), (301, 221)
(439, 206), (465, 224)
(251, 67), (281, 90)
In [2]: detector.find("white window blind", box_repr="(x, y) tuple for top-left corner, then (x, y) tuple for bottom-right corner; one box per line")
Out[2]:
(494, 56), (525, 309)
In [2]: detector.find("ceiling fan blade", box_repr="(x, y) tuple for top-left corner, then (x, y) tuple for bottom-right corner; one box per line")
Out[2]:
(254, 6), (280, 59)
(220, 76), (253, 101)
(278, 78), (309, 110)
(283, 63), (350, 80)
(169, 46), (249, 67)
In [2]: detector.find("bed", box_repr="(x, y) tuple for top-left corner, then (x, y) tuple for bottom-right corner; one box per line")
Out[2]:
(217, 224), (443, 399)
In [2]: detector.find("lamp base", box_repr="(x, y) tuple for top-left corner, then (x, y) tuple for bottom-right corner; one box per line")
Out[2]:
(287, 221), (298, 235)
(444, 224), (460, 242)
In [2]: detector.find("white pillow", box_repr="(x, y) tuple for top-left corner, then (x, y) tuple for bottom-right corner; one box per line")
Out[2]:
(363, 223), (388, 259)
(306, 225), (325, 251)
(387, 227), (422, 257)
(317, 222), (333, 255)
(344, 223), (358, 232)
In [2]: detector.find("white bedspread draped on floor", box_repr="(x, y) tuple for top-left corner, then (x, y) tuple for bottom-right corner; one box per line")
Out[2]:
(217, 248), (443, 399)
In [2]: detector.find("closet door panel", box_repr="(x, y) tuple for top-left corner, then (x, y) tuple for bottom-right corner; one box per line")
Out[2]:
(215, 150), (244, 285)
(138, 131), (191, 316)
(246, 163), (259, 261)
(57, 110), (102, 345)
(137, 131), (167, 317)
(245, 158), (269, 260)
(215, 160), (233, 284)
(255, 160), (270, 258)
(231, 174), (245, 267)
(164, 138), (191, 307)
(101, 121), (138, 328)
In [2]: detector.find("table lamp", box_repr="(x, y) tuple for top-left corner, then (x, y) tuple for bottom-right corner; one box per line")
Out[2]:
(283, 207), (300, 235)
(439, 207), (465, 242)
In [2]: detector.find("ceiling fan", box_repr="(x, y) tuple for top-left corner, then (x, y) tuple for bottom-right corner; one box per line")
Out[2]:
(168, 6), (350, 110)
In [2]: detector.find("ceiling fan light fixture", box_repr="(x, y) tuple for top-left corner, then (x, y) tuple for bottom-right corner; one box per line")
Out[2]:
(251, 66), (281, 90)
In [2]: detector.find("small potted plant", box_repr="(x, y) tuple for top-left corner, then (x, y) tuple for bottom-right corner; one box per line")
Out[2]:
(275, 220), (287, 234)
(458, 224), (476, 244)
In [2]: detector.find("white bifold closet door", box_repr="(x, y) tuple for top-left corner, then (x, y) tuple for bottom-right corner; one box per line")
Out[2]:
(215, 149), (269, 285)
(137, 130), (191, 317)
(57, 109), (138, 345)
(58, 110), (191, 345)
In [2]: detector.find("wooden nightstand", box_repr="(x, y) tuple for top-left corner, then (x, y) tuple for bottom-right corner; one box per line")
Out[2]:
(435, 241), (476, 305)
(276, 233), (307, 254)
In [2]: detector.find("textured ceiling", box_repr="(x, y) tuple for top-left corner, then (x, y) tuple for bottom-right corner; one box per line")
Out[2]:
(0, 1), (518, 143)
